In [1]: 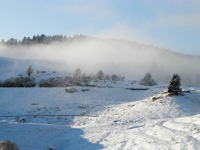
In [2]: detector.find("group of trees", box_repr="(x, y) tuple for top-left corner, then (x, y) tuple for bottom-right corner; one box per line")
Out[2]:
(1, 34), (87, 46)
(26, 67), (185, 96)
(0, 63), (185, 95)
(140, 72), (184, 96)
(39, 69), (125, 87)
(73, 69), (124, 82)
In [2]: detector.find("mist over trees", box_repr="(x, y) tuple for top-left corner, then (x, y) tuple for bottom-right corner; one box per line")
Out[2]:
(1, 34), (87, 46)
(1, 34), (200, 86)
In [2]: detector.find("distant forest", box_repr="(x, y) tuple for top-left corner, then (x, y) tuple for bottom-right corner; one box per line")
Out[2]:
(0, 34), (88, 46)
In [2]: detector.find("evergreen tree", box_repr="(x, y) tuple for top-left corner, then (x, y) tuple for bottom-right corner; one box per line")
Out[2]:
(168, 74), (183, 95)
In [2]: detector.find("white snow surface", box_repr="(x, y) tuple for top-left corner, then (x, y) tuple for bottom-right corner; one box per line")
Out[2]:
(0, 57), (200, 150)
(0, 84), (200, 150)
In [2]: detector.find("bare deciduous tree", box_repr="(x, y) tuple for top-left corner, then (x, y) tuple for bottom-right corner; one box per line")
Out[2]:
(27, 65), (33, 79)
(73, 68), (81, 79)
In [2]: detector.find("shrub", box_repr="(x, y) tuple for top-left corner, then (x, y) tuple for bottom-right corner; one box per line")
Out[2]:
(0, 140), (19, 150)
(140, 73), (157, 86)
(39, 79), (54, 87)
(1, 77), (36, 87)
(39, 77), (74, 87)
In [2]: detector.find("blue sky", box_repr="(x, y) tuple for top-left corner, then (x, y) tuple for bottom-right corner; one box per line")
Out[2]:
(0, 0), (200, 55)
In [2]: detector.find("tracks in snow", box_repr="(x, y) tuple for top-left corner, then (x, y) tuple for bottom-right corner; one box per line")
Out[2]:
(72, 95), (200, 150)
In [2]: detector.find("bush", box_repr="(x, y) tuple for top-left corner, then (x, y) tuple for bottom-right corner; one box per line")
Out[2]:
(39, 77), (73, 87)
(39, 78), (54, 87)
(140, 73), (157, 86)
(1, 77), (36, 87)
(0, 140), (19, 150)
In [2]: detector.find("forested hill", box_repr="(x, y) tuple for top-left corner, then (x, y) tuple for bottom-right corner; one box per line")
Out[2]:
(0, 34), (88, 46)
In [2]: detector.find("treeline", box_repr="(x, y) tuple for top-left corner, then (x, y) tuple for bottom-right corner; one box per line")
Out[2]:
(0, 66), (125, 88)
(39, 69), (125, 87)
(1, 34), (87, 46)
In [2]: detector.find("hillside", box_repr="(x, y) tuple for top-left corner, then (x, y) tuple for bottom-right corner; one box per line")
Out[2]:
(0, 36), (200, 86)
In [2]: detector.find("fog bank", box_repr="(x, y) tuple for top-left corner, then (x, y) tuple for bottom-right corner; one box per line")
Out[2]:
(0, 37), (199, 86)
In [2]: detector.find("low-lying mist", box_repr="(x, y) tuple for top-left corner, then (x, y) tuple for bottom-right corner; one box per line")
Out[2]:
(0, 37), (200, 86)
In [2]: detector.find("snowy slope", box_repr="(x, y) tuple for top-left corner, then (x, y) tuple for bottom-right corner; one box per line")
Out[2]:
(0, 56), (68, 81)
(73, 89), (200, 150)
(0, 84), (200, 150)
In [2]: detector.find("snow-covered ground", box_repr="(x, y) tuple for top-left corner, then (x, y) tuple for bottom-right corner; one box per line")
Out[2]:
(0, 57), (200, 150)
(0, 56), (68, 81)
(0, 84), (200, 150)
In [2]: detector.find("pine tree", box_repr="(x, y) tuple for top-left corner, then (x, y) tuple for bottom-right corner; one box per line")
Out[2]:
(168, 74), (183, 95)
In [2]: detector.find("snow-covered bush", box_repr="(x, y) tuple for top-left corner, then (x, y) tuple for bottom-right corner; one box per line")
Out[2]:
(39, 78), (54, 87)
(1, 77), (36, 87)
(39, 77), (73, 87)
(65, 87), (77, 93)
(168, 74), (184, 95)
(140, 73), (157, 86)
(0, 140), (19, 150)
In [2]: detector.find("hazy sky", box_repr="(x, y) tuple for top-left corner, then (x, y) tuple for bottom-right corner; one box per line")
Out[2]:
(0, 0), (199, 55)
